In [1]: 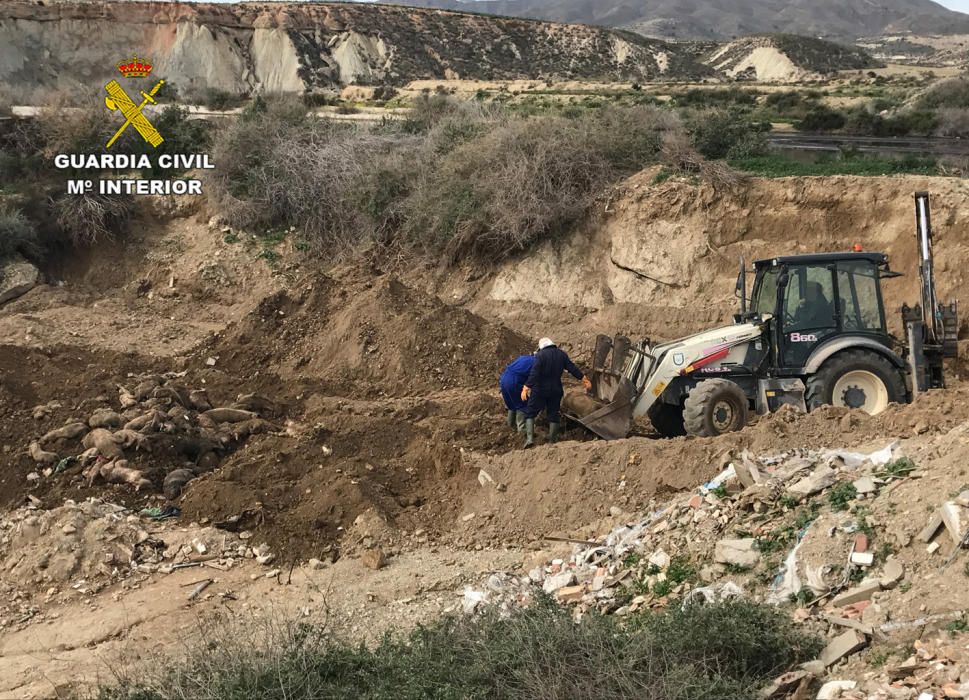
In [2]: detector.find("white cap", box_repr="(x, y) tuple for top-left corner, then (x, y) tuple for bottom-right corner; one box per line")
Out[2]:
(538, 337), (555, 350)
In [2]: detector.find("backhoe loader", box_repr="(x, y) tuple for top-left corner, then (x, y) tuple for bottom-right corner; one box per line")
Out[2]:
(564, 192), (958, 440)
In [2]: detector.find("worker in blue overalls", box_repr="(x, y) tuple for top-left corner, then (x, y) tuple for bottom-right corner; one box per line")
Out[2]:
(500, 353), (535, 433)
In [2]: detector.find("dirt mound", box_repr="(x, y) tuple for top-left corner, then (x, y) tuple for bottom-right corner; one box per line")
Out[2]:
(178, 389), (525, 559)
(210, 273), (531, 397)
(453, 387), (967, 546)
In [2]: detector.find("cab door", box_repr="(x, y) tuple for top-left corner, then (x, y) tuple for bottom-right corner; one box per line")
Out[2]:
(780, 264), (839, 368)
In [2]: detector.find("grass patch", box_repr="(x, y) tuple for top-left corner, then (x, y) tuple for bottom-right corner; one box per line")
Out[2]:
(730, 154), (940, 178)
(828, 482), (859, 512)
(96, 599), (822, 700)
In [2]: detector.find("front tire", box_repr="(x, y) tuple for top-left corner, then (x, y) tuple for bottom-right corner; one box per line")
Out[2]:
(683, 379), (749, 437)
(806, 350), (905, 415)
(649, 402), (686, 438)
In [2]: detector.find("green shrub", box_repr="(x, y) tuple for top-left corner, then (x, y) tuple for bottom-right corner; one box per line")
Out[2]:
(96, 599), (821, 700)
(194, 87), (247, 111)
(686, 109), (770, 159)
(796, 105), (846, 132)
(674, 88), (758, 108)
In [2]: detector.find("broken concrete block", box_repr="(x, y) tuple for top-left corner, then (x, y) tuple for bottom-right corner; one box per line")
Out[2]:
(735, 456), (764, 488)
(714, 538), (761, 569)
(824, 615), (874, 636)
(850, 551), (874, 566)
(648, 549), (670, 569)
(799, 660), (825, 676)
(852, 476), (877, 495)
(542, 571), (575, 594)
(831, 580), (881, 607)
(919, 512), (944, 543)
(757, 670), (807, 699)
(817, 680), (858, 699)
(556, 585), (586, 602)
(928, 541), (941, 555)
(941, 502), (967, 545)
(820, 630), (868, 667)
(787, 466), (837, 498)
(477, 469), (495, 487)
(880, 559), (905, 589)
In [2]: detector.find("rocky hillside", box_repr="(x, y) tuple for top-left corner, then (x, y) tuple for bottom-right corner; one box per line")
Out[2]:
(0, 1), (711, 99)
(702, 35), (880, 81)
(388, 0), (969, 41)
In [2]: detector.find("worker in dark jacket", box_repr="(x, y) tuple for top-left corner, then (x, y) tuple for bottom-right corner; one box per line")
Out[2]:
(500, 354), (535, 433)
(520, 338), (591, 448)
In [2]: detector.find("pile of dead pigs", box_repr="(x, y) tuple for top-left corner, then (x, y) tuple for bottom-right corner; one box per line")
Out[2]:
(25, 371), (277, 498)
(465, 439), (969, 700)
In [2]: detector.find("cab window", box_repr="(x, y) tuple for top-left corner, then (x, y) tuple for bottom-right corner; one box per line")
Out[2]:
(751, 268), (779, 316)
(837, 261), (885, 332)
(784, 265), (836, 332)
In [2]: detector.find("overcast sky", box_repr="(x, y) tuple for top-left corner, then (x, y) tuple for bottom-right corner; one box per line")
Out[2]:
(938, 0), (969, 11)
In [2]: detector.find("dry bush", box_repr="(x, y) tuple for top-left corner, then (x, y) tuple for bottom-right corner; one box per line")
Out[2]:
(918, 77), (969, 110)
(934, 108), (969, 138)
(50, 191), (132, 246)
(401, 105), (680, 262)
(35, 88), (112, 158)
(660, 131), (746, 190)
(207, 99), (685, 265)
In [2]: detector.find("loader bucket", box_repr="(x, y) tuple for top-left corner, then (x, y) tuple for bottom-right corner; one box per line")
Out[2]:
(562, 377), (636, 441)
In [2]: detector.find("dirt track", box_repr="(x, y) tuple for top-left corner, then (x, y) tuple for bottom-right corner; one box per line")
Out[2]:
(2, 172), (969, 697)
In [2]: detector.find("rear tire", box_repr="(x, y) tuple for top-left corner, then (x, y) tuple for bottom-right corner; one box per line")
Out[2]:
(806, 350), (905, 415)
(649, 402), (686, 438)
(683, 379), (749, 437)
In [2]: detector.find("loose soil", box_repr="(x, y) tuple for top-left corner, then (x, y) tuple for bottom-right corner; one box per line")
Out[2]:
(3, 174), (969, 698)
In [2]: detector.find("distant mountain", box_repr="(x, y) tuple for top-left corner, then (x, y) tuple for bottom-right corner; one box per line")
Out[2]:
(381, 0), (969, 40)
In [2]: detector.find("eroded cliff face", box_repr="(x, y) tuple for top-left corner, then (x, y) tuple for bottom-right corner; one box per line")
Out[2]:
(0, 1), (712, 98)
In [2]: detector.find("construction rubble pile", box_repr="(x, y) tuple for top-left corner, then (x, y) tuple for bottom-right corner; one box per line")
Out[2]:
(464, 440), (969, 700)
(24, 371), (278, 498)
(0, 496), (282, 632)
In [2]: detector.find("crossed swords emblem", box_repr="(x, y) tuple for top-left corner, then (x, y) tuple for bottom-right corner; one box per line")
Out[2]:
(104, 79), (166, 149)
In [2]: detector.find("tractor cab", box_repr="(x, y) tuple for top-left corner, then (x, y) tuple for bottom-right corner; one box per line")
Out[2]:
(748, 252), (894, 373)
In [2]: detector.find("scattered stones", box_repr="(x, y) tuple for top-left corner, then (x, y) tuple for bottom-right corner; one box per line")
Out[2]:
(0, 255), (40, 305)
(361, 548), (387, 571)
(880, 558), (905, 588)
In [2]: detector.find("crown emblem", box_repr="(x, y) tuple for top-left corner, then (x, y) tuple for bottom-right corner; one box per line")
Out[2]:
(117, 54), (153, 78)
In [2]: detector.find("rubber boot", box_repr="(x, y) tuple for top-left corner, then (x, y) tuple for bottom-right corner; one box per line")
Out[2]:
(515, 410), (527, 433)
(548, 422), (561, 444)
(506, 409), (517, 430)
(523, 418), (535, 449)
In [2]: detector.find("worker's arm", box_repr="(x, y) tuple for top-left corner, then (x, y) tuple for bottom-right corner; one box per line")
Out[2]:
(563, 353), (593, 392)
(563, 354), (583, 381)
